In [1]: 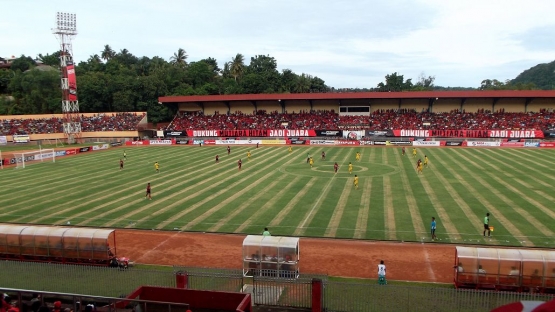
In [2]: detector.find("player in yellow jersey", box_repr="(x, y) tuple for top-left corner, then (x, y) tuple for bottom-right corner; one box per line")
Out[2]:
(424, 155), (429, 167)
(416, 159), (423, 174)
(154, 162), (160, 173)
(354, 175), (359, 190)
(288, 146), (292, 153)
(247, 151), (251, 160)
(309, 157), (314, 168)
(355, 152), (361, 161)
(412, 148), (417, 158)
(348, 162), (353, 174)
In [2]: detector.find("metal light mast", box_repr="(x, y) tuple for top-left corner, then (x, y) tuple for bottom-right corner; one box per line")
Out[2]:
(53, 12), (81, 143)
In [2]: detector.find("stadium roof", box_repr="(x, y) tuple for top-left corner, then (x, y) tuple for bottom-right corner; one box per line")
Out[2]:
(159, 90), (555, 103)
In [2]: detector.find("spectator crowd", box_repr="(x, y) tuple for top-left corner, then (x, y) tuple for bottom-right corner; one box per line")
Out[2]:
(167, 109), (555, 131)
(0, 113), (145, 135)
(1, 110), (554, 135)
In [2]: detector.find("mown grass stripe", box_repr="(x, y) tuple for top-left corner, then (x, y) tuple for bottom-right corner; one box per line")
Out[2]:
(392, 147), (427, 237)
(324, 180), (352, 237)
(354, 178), (372, 239)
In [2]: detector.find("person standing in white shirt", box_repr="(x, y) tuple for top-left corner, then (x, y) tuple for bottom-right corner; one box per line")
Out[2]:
(378, 260), (387, 285)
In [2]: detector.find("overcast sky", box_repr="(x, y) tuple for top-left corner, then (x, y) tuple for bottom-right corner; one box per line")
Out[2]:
(1, 0), (554, 89)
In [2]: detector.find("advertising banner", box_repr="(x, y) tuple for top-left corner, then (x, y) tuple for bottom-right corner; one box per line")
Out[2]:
(110, 142), (122, 147)
(67, 61), (78, 102)
(55, 150), (67, 157)
(267, 129), (316, 137)
(149, 139), (174, 145)
(500, 142), (525, 147)
(445, 141), (463, 146)
(539, 142), (555, 148)
(360, 141), (374, 145)
(216, 140), (236, 145)
(13, 135), (30, 143)
(260, 140), (286, 145)
(92, 144), (110, 150)
(524, 142), (540, 148)
(543, 131), (555, 138)
(366, 130), (392, 137)
(164, 131), (187, 137)
(7, 154), (35, 165)
(466, 141), (501, 147)
(0, 136), (6, 145)
(373, 141), (412, 146)
(315, 130), (342, 137)
(79, 147), (91, 153)
(308, 140), (335, 145)
(289, 139), (306, 145)
(125, 140), (150, 146)
(393, 129), (544, 138)
(185, 129), (317, 137)
(334, 140), (360, 145)
(412, 141), (441, 147)
(65, 149), (77, 155)
(342, 130), (365, 140)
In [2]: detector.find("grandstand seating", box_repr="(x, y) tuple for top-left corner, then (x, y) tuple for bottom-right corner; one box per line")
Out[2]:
(0, 113), (145, 135)
(1, 110), (554, 134)
(166, 110), (555, 131)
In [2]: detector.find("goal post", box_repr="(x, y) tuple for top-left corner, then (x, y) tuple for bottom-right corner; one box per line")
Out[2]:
(14, 149), (56, 169)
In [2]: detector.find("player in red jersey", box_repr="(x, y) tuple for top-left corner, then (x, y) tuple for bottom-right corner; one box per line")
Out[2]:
(227, 146), (231, 155)
(145, 183), (152, 200)
(215, 155), (219, 163)
(321, 151), (326, 160)
(238, 159), (242, 170)
(334, 162), (339, 173)
(402, 146), (406, 156)
(119, 159), (124, 170)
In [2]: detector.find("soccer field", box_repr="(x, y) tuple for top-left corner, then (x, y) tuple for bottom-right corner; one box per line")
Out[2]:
(1, 145), (554, 248)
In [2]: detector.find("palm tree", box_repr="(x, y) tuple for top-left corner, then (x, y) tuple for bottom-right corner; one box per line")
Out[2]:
(100, 45), (115, 62)
(88, 54), (102, 63)
(170, 48), (188, 67)
(229, 53), (245, 81)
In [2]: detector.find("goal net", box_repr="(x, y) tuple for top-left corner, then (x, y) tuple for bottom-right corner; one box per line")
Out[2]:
(14, 149), (56, 169)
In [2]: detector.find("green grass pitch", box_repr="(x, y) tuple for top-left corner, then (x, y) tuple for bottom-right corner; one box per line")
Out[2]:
(0, 145), (554, 247)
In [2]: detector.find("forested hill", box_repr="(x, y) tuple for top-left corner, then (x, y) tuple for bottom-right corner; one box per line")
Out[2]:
(511, 60), (555, 90)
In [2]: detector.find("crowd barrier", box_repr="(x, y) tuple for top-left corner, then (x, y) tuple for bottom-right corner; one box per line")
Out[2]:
(124, 138), (555, 148)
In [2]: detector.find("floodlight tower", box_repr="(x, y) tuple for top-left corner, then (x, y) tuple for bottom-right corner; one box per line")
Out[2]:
(53, 12), (81, 143)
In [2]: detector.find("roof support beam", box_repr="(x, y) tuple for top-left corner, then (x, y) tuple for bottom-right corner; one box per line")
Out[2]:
(492, 98), (499, 112)
(460, 98), (466, 112)
(251, 101), (257, 114)
(309, 99), (313, 112)
(524, 98), (533, 113)
(224, 101), (230, 115)
(278, 100), (285, 113)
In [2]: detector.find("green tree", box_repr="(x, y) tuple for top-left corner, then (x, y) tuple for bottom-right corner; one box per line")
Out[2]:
(376, 72), (413, 91)
(0, 69), (13, 94)
(412, 73), (435, 91)
(101, 45), (116, 62)
(229, 53), (245, 81)
(10, 55), (36, 72)
(36, 51), (61, 67)
(294, 74), (311, 93)
(170, 48), (188, 67)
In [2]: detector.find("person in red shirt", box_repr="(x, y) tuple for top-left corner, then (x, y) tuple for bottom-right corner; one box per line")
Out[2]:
(227, 146), (231, 155)
(215, 155), (219, 163)
(321, 151), (326, 160)
(145, 183), (152, 200)
(237, 159), (242, 170)
(334, 162), (338, 173)
(119, 159), (124, 170)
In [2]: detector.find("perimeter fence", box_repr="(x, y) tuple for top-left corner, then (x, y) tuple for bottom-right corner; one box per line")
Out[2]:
(0, 261), (553, 311)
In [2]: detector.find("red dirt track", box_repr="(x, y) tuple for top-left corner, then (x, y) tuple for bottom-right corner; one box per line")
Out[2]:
(117, 230), (455, 283)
